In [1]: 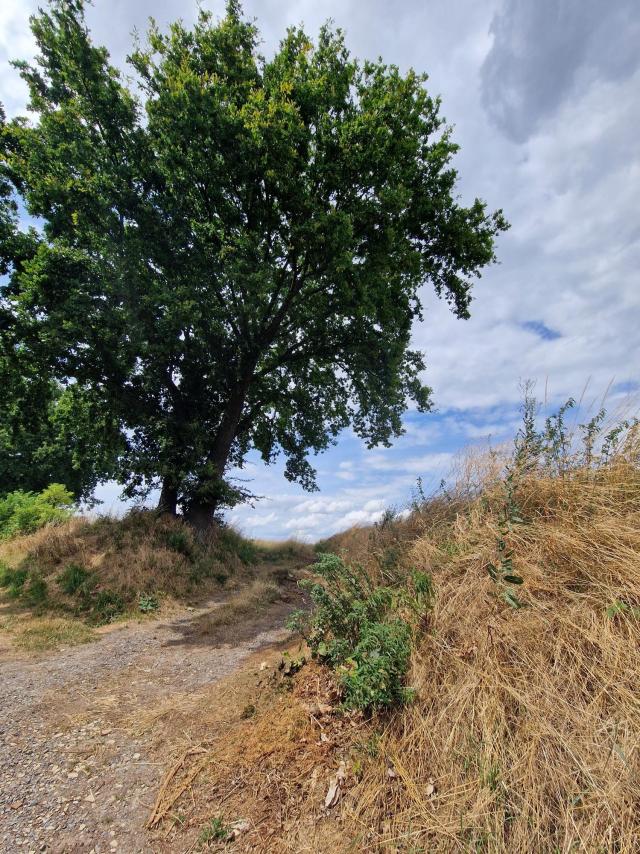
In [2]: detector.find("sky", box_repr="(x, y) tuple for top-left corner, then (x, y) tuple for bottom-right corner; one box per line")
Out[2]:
(1, 0), (639, 540)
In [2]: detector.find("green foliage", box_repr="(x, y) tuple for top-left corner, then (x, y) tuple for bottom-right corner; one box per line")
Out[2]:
(0, 484), (74, 539)
(339, 619), (414, 711)
(218, 527), (257, 565)
(0, 565), (29, 598)
(91, 589), (125, 624)
(138, 592), (159, 613)
(57, 563), (90, 595)
(198, 816), (230, 845)
(164, 530), (193, 559)
(2, 0), (507, 519)
(606, 600), (640, 620)
(23, 571), (48, 606)
(290, 553), (431, 711)
(0, 564), (48, 606)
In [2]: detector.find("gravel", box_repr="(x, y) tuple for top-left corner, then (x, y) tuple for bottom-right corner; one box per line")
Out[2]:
(0, 604), (290, 853)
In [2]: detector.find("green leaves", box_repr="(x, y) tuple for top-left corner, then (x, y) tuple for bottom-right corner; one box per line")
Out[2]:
(296, 552), (418, 711)
(3, 1), (508, 512)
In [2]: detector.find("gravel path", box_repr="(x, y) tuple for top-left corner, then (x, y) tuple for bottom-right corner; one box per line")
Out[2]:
(0, 601), (292, 853)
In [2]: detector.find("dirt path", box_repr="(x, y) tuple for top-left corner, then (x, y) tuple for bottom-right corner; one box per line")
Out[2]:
(0, 591), (300, 853)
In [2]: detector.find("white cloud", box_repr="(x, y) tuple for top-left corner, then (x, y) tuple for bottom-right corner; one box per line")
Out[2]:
(4, 0), (638, 542)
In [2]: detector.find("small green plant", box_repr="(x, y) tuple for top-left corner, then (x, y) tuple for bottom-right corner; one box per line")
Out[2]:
(606, 600), (640, 620)
(57, 563), (91, 595)
(23, 572), (48, 607)
(290, 553), (430, 711)
(91, 589), (125, 623)
(138, 592), (160, 613)
(199, 816), (230, 845)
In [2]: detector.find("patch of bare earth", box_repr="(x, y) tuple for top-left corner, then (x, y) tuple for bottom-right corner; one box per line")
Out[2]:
(0, 569), (306, 853)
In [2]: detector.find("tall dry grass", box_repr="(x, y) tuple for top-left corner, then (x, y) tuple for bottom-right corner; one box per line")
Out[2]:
(336, 431), (640, 852)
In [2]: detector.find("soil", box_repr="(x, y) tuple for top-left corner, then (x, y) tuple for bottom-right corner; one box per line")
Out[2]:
(0, 577), (306, 853)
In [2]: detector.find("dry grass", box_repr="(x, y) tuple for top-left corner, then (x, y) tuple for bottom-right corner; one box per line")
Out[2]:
(336, 449), (640, 851)
(0, 614), (97, 651)
(155, 429), (640, 852)
(195, 578), (282, 633)
(0, 511), (270, 623)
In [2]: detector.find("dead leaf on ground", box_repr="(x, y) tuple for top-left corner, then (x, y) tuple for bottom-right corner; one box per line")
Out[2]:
(324, 761), (347, 809)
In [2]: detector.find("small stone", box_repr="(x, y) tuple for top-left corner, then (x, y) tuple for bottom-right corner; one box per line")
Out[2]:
(132, 753), (140, 760)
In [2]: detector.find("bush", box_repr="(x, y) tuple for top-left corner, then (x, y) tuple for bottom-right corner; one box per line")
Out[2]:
(57, 563), (91, 595)
(23, 572), (48, 607)
(339, 620), (413, 710)
(91, 589), (125, 623)
(0, 484), (74, 539)
(290, 553), (430, 711)
(165, 529), (194, 558)
(0, 565), (29, 598)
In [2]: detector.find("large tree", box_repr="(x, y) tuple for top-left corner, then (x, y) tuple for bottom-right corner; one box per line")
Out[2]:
(2, 0), (507, 528)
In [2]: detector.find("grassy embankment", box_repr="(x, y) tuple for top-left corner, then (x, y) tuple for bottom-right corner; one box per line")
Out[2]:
(147, 405), (640, 852)
(0, 510), (311, 651)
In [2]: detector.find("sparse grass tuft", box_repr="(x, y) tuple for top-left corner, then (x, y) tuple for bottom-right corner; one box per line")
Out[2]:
(198, 816), (230, 845)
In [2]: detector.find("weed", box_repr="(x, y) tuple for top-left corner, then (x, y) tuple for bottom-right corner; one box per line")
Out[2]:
(91, 589), (125, 624)
(198, 816), (229, 845)
(290, 553), (430, 711)
(355, 732), (382, 759)
(57, 563), (91, 595)
(138, 593), (160, 613)
(606, 600), (640, 620)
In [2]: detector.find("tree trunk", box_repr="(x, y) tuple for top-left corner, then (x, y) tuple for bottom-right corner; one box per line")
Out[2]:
(157, 480), (178, 516)
(183, 367), (256, 534)
(184, 500), (216, 536)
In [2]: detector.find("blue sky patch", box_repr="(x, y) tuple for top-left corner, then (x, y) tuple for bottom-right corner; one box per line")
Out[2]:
(521, 320), (562, 341)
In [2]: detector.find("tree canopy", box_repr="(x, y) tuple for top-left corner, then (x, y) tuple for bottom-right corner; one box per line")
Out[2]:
(1, 0), (508, 526)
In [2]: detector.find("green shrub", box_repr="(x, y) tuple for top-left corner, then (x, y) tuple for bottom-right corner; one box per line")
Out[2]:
(0, 565), (29, 598)
(138, 592), (160, 613)
(0, 565), (49, 607)
(23, 572), (48, 607)
(0, 484), (74, 539)
(165, 529), (194, 558)
(91, 589), (125, 623)
(339, 620), (413, 710)
(289, 553), (431, 711)
(57, 563), (91, 595)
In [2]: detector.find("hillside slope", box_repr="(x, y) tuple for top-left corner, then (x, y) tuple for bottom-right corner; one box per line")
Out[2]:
(147, 426), (640, 852)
